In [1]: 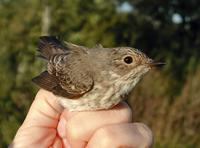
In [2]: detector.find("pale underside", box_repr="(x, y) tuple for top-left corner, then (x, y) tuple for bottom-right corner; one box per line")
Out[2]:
(59, 65), (150, 111)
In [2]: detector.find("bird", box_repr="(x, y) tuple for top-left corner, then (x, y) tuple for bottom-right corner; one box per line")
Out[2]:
(32, 36), (164, 111)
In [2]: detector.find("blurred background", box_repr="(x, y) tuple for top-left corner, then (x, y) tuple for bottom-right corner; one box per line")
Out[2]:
(0, 0), (200, 147)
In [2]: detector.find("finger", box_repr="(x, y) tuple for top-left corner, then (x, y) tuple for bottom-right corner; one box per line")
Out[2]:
(11, 89), (64, 147)
(58, 102), (132, 148)
(87, 122), (153, 148)
(21, 89), (63, 128)
(10, 127), (57, 148)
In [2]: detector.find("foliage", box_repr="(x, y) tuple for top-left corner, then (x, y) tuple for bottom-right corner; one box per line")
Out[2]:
(0, 0), (199, 147)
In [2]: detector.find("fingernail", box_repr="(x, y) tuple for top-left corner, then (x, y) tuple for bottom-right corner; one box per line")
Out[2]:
(57, 118), (67, 138)
(136, 123), (154, 146)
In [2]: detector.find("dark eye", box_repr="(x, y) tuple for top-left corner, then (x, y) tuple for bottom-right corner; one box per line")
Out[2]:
(124, 56), (133, 64)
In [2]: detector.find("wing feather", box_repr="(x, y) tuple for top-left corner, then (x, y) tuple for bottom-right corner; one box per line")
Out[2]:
(33, 36), (93, 99)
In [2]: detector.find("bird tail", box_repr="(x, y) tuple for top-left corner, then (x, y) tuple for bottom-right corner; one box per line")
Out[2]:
(37, 36), (67, 60)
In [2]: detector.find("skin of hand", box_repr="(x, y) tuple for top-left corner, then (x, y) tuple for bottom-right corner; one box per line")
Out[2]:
(9, 89), (153, 148)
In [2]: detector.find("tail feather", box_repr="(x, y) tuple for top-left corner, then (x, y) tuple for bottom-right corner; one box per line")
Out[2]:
(38, 36), (67, 60)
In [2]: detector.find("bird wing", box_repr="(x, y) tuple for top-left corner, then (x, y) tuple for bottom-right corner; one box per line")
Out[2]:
(48, 52), (94, 99)
(33, 36), (94, 99)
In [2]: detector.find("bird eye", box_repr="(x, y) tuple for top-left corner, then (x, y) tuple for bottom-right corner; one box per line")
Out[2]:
(124, 56), (133, 64)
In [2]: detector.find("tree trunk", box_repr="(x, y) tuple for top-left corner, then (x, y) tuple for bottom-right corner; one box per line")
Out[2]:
(42, 1), (51, 35)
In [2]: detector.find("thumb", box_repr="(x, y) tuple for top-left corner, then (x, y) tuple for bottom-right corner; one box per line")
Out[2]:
(10, 89), (64, 148)
(20, 89), (63, 128)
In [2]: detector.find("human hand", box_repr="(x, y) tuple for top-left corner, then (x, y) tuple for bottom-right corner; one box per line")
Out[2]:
(10, 89), (153, 148)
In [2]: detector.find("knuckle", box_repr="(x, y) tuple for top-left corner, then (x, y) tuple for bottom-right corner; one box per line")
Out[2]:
(95, 127), (115, 147)
(65, 124), (80, 140)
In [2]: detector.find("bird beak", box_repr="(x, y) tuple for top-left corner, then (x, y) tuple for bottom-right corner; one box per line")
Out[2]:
(147, 60), (166, 68)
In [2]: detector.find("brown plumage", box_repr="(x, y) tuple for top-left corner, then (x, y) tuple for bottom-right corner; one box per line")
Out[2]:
(33, 36), (94, 99)
(32, 36), (164, 111)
